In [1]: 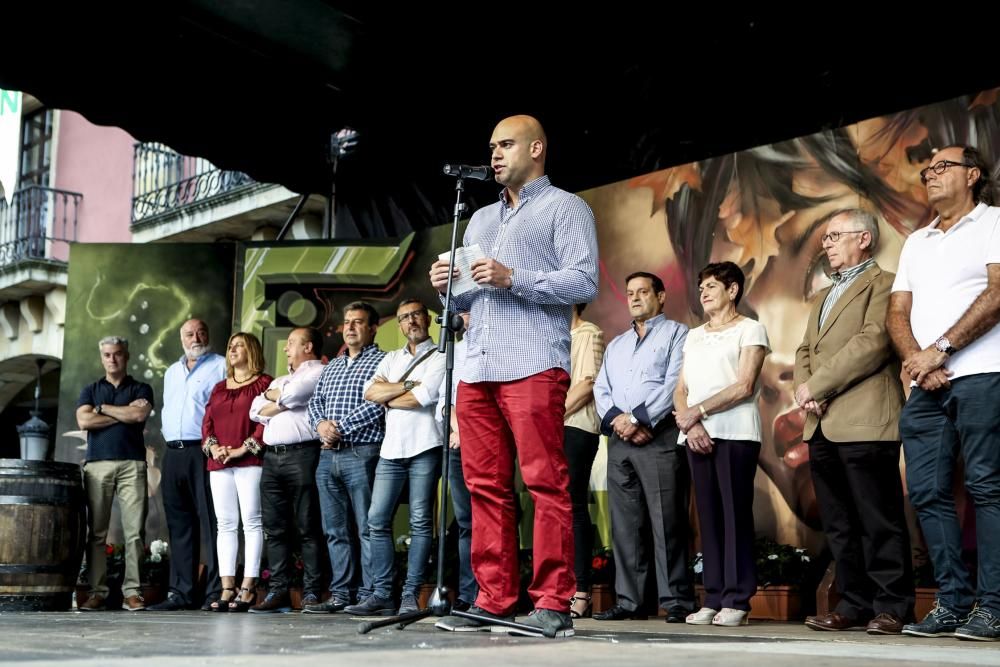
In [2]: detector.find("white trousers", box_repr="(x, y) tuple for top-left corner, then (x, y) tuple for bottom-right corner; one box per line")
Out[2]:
(209, 465), (263, 578)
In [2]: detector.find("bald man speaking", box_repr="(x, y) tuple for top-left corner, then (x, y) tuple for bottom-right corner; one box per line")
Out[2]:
(430, 115), (599, 637)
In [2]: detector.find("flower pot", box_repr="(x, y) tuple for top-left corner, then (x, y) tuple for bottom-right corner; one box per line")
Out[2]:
(749, 585), (800, 621)
(289, 587), (303, 610)
(915, 587), (938, 620)
(590, 583), (615, 614)
(140, 583), (166, 606)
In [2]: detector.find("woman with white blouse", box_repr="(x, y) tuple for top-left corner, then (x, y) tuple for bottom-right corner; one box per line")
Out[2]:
(673, 261), (769, 627)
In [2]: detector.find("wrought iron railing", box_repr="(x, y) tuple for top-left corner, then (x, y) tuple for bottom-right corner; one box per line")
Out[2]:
(0, 185), (81, 268)
(131, 142), (255, 223)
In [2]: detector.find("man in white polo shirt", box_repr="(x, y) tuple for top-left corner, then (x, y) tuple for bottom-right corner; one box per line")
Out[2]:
(345, 299), (446, 617)
(887, 144), (1000, 642)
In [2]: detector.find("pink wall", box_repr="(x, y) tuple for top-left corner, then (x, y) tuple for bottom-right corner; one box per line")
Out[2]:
(52, 111), (134, 254)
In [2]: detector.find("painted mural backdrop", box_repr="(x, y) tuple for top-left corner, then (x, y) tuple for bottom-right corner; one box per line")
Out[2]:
(57, 243), (235, 540)
(579, 88), (1000, 553)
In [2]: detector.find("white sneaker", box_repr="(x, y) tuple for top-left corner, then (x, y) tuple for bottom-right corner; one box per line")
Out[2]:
(712, 608), (749, 626)
(686, 607), (718, 625)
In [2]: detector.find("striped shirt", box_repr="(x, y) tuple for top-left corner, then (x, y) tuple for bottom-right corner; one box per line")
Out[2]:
(307, 343), (386, 445)
(446, 175), (599, 383)
(819, 258), (876, 329)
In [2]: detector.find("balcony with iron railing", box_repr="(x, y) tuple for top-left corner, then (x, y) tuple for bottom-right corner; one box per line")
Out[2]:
(0, 184), (81, 298)
(131, 142), (256, 224)
(129, 142), (318, 242)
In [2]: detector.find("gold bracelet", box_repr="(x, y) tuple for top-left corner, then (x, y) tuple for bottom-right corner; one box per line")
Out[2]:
(698, 404), (708, 419)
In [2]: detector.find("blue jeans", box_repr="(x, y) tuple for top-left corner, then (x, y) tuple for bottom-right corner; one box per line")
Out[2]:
(449, 446), (478, 604)
(368, 447), (442, 599)
(315, 444), (380, 600)
(901, 373), (1000, 614)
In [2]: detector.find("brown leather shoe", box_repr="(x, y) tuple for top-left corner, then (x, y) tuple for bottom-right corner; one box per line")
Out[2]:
(122, 595), (146, 611)
(804, 611), (857, 631)
(866, 612), (904, 635)
(79, 594), (106, 611)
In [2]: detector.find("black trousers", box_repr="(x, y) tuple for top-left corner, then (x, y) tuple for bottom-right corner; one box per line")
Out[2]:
(161, 443), (221, 604)
(607, 426), (696, 613)
(260, 444), (325, 595)
(565, 425), (600, 590)
(688, 439), (759, 611)
(808, 427), (913, 619)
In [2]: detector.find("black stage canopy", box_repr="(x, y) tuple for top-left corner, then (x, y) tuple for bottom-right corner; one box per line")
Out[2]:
(2, 4), (997, 235)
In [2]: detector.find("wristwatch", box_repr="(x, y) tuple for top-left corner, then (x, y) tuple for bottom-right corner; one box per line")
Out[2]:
(934, 336), (957, 356)
(94, 404), (103, 415)
(628, 414), (639, 426)
(403, 380), (416, 392)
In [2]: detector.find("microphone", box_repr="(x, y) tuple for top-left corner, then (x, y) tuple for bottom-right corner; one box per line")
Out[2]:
(443, 164), (493, 181)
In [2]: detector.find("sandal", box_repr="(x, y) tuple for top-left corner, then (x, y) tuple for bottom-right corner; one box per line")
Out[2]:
(570, 594), (592, 619)
(229, 587), (256, 613)
(211, 587), (236, 613)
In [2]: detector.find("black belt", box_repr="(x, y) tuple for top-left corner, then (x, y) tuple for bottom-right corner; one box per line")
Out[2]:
(268, 439), (321, 454)
(323, 440), (374, 451)
(165, 440), (201, 450)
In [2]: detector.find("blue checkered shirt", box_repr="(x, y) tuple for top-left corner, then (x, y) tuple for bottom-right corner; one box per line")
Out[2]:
(445, 175), (599, 382)
(307, 343), (386, 444)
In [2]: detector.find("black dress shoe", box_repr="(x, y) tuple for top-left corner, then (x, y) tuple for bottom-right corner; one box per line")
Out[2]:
(147, 593), (188, 611)
(593, 604), (645, 621)
(664, 608), (688, 623)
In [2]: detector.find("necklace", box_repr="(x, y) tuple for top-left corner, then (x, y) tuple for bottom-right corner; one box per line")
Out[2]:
(706, 312), (740, 331)
(232, 373), (255, 384)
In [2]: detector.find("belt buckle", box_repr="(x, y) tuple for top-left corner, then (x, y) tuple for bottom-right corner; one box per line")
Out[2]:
(273, 444), (288, 454)
(173, 441), (185, 449)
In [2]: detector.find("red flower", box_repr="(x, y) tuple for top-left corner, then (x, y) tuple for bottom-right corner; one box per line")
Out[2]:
(105, 544), (115, 556)
(592, 556), (607, 570)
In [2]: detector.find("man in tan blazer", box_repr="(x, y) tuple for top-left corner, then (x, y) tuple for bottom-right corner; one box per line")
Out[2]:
(793, 208), (912, 635)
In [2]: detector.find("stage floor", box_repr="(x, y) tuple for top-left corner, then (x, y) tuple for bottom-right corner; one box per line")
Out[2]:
(2, 610), (999, 666)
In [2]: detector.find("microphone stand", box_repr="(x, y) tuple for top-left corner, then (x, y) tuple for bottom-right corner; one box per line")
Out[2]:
(357, 175), (548, 638)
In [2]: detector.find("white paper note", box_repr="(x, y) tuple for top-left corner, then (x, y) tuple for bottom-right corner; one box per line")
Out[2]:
(438, 243), (486, 296)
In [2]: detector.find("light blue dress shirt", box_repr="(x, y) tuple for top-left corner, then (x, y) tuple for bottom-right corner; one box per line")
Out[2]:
(160, 352), (227, 442)
(593, 314), (687, 434)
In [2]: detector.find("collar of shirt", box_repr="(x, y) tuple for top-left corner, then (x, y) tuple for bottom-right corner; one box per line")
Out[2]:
(829, 257), (875, 284)
(401, 337), (436, 365)
(178, 352), (216, 376)
(339, 342), (380, 361)
(99, 374), (136, 388)
(919, 202), (987, 237)
(630, 313), (666, 342)
(289, 358), (324, 376)
(499, 174), (551, 209)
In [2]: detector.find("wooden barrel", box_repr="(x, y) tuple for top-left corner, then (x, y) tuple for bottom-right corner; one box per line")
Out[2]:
(0, 459), (86, 611)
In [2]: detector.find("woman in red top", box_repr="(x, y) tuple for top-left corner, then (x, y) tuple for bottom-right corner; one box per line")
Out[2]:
(202, 332), (272, 612)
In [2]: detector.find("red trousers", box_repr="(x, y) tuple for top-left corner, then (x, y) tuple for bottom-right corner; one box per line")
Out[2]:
(456, 368), (574, 615)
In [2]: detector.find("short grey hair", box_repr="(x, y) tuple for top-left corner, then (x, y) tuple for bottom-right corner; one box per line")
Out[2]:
(829, 207), (880, 253)
(98, 336), (129, 352)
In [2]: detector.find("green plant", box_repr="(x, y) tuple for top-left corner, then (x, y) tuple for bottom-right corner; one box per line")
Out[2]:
(754, 536), (811, 588)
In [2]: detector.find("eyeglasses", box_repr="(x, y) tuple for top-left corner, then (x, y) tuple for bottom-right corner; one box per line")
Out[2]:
(821, 230), (866, 244)
(919, 160), (971, 184)
(397, 310), (427, 323)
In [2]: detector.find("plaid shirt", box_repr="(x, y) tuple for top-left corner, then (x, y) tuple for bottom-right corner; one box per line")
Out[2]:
(307, 343), (386, 444)
(446, 175), (599, 382)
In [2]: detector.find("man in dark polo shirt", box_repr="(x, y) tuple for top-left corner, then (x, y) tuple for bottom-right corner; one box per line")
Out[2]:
(75, 336), (154, 611)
